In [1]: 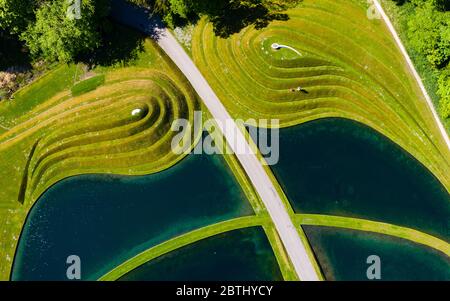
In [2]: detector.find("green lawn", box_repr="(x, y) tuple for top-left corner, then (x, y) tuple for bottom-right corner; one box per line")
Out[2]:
(0, 64), (81, 128)
(71, 75), (105, 96)
(191, 0), (450, 190)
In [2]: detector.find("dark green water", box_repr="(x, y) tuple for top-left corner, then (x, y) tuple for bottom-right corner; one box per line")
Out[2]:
(119, 226), (283, 281)
(11, 153), (253, 280)
(268, 118), (450, 240)
(303, 225), (450, 280)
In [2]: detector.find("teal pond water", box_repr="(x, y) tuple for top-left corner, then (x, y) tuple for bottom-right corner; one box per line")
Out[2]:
(11, 152), (253, 280)
(303, 225), (450, 280)
(119, 226), (283, 281)
(265, 118), (449, 240)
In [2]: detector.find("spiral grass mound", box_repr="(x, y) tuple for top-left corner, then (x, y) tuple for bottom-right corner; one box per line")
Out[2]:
(4, 68), (201, 204)
(0, 65), (202, 278)
(192, 0), (450, 188)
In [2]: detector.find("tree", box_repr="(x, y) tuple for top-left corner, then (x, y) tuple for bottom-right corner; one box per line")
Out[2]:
(407, 2), (450, 68)
(438, 69), (450, 118)
(21, 0), (109, 63)
(149, 0), (293, 36)
(0, 0), (34, 34)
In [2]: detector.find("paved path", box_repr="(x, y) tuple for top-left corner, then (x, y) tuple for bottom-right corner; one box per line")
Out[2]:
(373, 0), (450, 149)
(110, 0), (320, 281)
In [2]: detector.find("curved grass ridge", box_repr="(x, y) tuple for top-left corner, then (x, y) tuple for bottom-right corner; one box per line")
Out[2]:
(296, 214), (450, 258)
(0, 68), (201, 204)
(98, 216), (266, 281)
(191, 0), (450, 189)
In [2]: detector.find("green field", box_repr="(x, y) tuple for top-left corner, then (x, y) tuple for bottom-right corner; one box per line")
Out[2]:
(191, 0), (450, 189)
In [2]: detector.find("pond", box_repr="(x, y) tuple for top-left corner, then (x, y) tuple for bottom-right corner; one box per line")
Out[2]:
(11, 152), (253, 280)
(303, 225), (450, 281)
(268, 118), (450, 240)
(119, 226), (283, 281)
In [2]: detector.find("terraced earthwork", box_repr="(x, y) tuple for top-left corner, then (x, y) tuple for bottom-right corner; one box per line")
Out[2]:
(192, 0), (450, 189)
(1, 68), (201, 204)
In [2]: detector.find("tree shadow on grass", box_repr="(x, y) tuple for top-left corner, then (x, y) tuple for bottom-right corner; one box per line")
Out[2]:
(392, 0), (407, 5)
(78, 19), (146, 68)
(0, 31), (32, 71)
(195, 0), (289, 38)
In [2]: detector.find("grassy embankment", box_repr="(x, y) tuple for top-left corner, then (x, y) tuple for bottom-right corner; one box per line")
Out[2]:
(296, 214), (450, 257)
(191, 0), (450, 191)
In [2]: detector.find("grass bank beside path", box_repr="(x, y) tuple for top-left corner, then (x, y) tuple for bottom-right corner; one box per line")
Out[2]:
(296, 214), (450, 257)
(98, 216), (267, 281)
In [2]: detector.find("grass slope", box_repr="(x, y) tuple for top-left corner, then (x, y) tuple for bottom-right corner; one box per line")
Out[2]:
(191, 0), (450, 189)
(71, 74), (106, 96)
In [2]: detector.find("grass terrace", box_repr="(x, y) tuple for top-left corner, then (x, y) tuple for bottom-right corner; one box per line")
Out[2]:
(191, 0), (450, 189)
